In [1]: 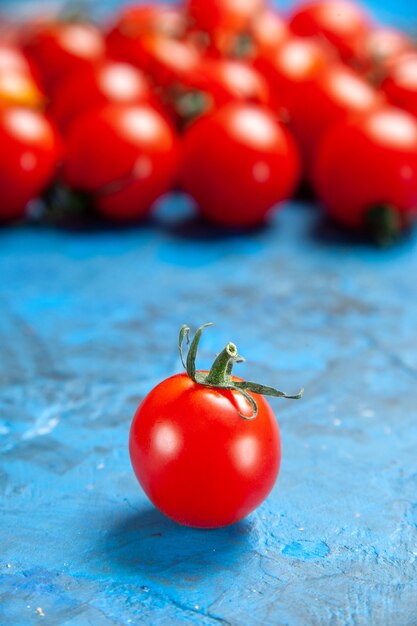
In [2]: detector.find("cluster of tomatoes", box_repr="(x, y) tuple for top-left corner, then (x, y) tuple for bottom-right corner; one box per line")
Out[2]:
(1, 0), (417, 243)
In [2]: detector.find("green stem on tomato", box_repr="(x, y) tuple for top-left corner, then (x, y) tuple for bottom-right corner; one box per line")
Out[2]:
(179, 323), (303, 420)
(365, 204), (404, 247)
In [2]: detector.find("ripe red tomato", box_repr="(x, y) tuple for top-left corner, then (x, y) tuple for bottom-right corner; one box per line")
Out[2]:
(22, 21), (105, 93)
(182, 102), (300, 227)
(285, 62), (382, 170)
(254, 36), (334, 113)
(289, 0), (371, 64)
(106, 4), (186, 68)
(165, 58), (272, 126)
(381, 53), (417, 119)
(250, 9), (289, 59)
(129, 324), (302, 528)
(361, 28), (415, 81)
(50, 61), (152, 132)
(63, 103), (180, 220)
(313, 106), (417, 242)
(0, 43), (45, 108)
(0, 107), (60, 221)
(186, 0), (265, 35)
(133, 34), (201, 88)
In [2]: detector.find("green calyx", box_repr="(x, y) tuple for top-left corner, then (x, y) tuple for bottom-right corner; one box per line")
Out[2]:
(365, 204), (404, 247)
(179, 323), (304, 420)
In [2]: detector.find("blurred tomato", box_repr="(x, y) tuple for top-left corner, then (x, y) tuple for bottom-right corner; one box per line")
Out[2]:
(187, 0), (265, 35)
(182, 102), (300, 227)
(0, 107), (60, 221)
(135, 35), (201, 87)
(167, 58), (271, 126)
(64, 103), (180, 220)
(0, 43), (45, 108)
(254, 36), (333, 112)
(313, 106), (417, 241)
(22, 21), (105, 93)
(289, 0), (370, 64)
(285, 62), (382, 170)
(50, 61), (152, 132)
(382, 53), (417, 118)
(250, 10), (289, 59)
(0, 70), (44, 108)
(106, 4), (186, 66)
(362, 28), (415, 81)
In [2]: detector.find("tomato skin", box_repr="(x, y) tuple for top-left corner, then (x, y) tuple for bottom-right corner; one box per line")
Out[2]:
(129, 372), (281, 528)
(361, 29), (415, 81)
(278, 62), (382, 171)
(22, 22), (105, 94)
(381, 53), (417, 119)
(182, 103), (300, 227)
(186, 0), (265, 36)
(63, 103), (180, 220)
(254, 36), (334, 113)
(0, 107), (60, 221)
(50, 61), (152, 132)
(313, 106), (417, 228)
(288, 0), (370, 64)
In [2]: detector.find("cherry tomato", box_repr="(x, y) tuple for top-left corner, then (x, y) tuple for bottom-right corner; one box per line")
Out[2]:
(186, 0), (265, 36)
(0, 43), (45, 108)
(254, 36), (334, 113)
(133, 34), (201, 88)
(106, 4), (186, 67)
(63, 103), (180, 220)
(0, 70), (45, 109)
(164, 58), (272, 127)
(182, 102), (300, 227)
(313, 106), (417, 242)
(0, 107), (60, 221)
(361, 28), (415, 81)
(130, 323), (303, 528)
(285, 62), (382, 171)
(50, 61), (152, 132)
(22, 21), (105, 93)
(249, 9), (289, 59)
(381, 53), (417, 118)
(289, 0), (370, 64)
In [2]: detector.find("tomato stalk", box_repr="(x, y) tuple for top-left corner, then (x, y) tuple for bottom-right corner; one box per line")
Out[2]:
(179, 323), (303, 419)
(365, 204), (406, 247)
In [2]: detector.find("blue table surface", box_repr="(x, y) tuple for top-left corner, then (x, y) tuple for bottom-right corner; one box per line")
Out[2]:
(2, 1), (417, 625)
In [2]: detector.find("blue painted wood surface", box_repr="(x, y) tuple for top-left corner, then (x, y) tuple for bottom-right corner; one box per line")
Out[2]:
(2, 1), (417, 624)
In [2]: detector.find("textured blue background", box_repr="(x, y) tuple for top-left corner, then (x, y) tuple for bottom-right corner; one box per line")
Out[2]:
(2, 1), (417, 625)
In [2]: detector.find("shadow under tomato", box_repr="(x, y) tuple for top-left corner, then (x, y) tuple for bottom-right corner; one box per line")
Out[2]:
(101, 504), (254, 580)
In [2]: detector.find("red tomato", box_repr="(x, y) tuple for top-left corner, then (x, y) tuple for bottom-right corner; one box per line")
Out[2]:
(382, 53), (417, 118)
(250, 9), (289, 59)
(313, 106), (417, 241)
(106, 4), (186, 66)
(50, 61), (152, 132)
(0, 43), (45, 108)
(361, 28), (415, 81)
(0, 107), (60, 221)
(286, 62), (382, 171)
(0, 43), (34, 75)
(196, 58), (271, 106)
(182, 102), (300, 227)
(289, 0), (371, 64)
(166, 58), (272, 126)
(133, 34), (201, 87)
(22, 21), (105, 93)
(254, 36), (334, 113)
(186, 0), (265, 35)
(63, 103), (180, 220)
(129, 323), (302, 528)
(0, 70), (45, 109)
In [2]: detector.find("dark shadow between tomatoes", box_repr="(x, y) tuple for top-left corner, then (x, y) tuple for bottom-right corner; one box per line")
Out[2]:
(100, 504), (253, 578)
